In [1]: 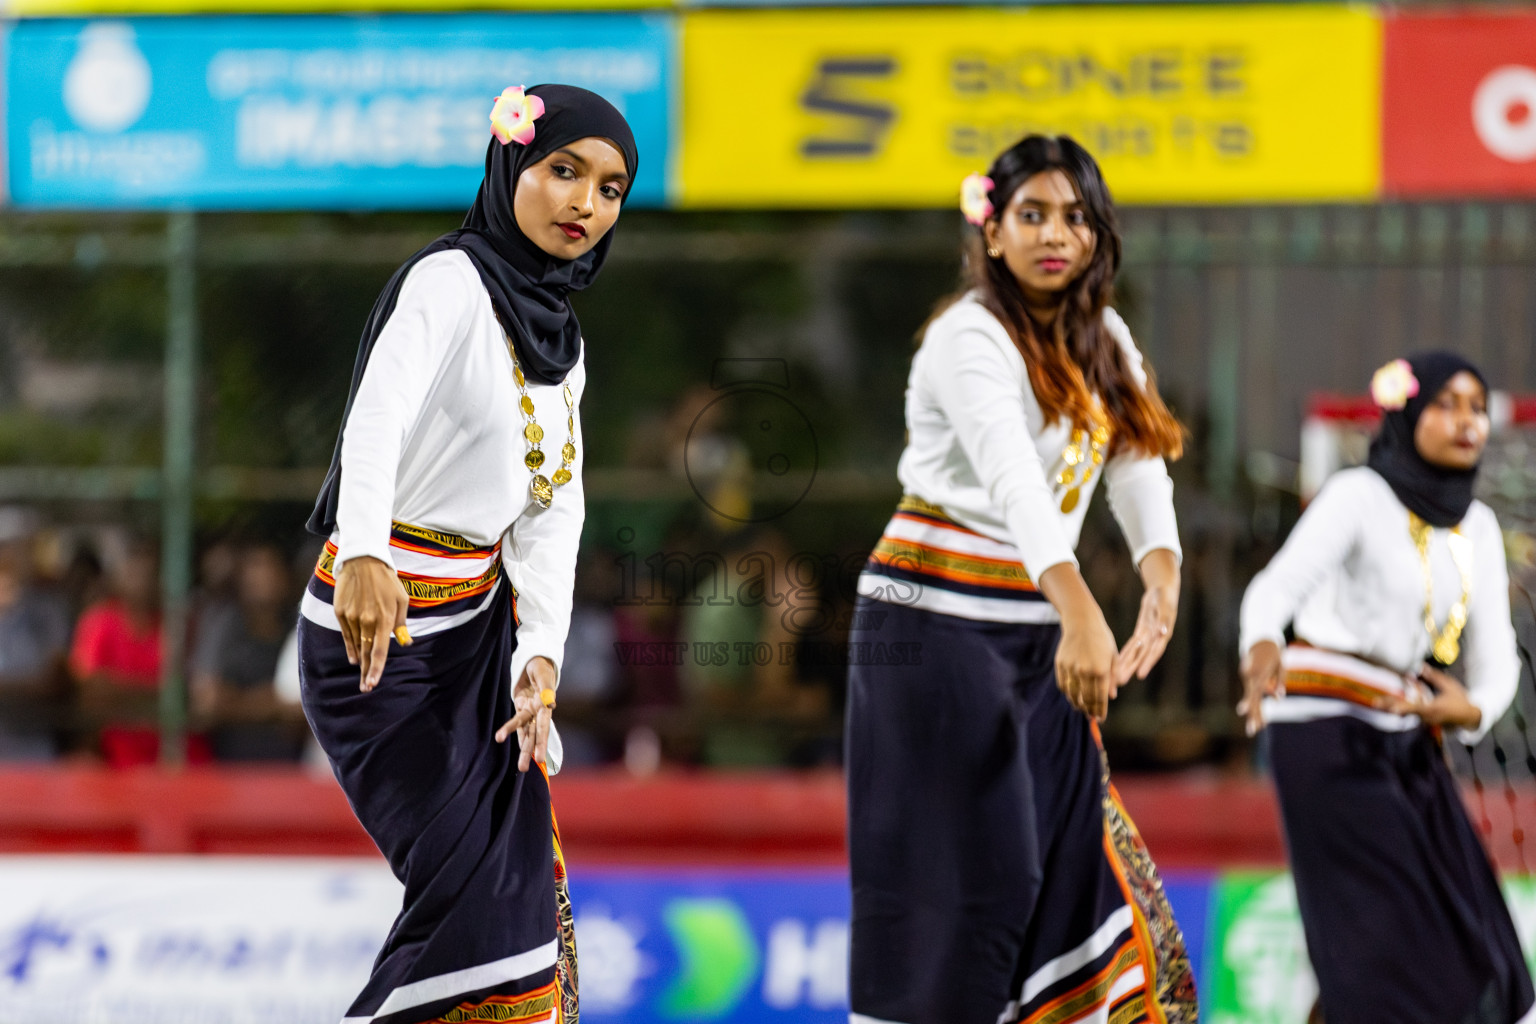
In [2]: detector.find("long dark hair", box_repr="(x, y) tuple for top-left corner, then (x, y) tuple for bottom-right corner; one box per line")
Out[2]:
(932, 134), (1183, 460)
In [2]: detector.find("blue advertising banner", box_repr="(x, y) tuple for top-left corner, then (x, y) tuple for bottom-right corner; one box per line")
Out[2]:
(571, 869), (1213, 1022)
(5, 15), (671, 209)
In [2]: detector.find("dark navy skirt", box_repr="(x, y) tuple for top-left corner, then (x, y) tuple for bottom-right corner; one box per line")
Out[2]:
(298, 575), (576, 1024)
(1271, 718), (1535, 1024)
(846, 596), (1198, 1024)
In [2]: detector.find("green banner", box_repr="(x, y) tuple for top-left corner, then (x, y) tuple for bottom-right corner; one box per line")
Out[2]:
(1206, 871), (1536, 1021)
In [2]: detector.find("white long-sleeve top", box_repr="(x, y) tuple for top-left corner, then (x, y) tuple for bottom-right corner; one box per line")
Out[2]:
(895, 295), (1182, 582)
(331, 249), (585, 690)
(1239, 466), (1518, 744)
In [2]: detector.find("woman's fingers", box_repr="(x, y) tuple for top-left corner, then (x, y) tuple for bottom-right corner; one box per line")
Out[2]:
(1418, 664), (1466, 696)
(337, 611), (360, 667)
(355, 613), (376, 690)
(1134, 624), (1173, 679)
(498, 692), (555, 773)
(1374, 693), (1421, 718)
(534, 706), (551, 766)
(1060, 658), (1116, 719)
(1237, 660), (1279, 736)
(1245, 695), (1264, 736)
(496, 699), (536, 744)
(1080, 667), (1108, 720)
(333, 590), (361, 667)
(1114, 607), (1174, 686)
(1238, 678), (1268, 736)
(1064, 667), (1086, 716)
(1112, 638), (1138, 687)
(517, 709), (550, 772)
(1055, 659), (1074, 701)
(362, 617), (394, 692)
(1118, 626), (1171, 684)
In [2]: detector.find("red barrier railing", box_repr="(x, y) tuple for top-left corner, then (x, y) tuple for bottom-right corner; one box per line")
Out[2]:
(0, 766), (1289, 868)
(5, 767), (1531, 870)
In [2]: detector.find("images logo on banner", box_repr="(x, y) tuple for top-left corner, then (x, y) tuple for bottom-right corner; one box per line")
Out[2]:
(5, 15), (671, 209)
(1384, 13), (1536, 196)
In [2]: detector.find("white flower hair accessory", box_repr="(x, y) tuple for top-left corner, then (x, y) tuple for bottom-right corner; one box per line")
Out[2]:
(490, 85), (545, 146)
(960, 173), (995, 226)
(1371, 358), (1420, 411)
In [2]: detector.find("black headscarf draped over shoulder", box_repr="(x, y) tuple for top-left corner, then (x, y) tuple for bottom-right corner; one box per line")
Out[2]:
(307, 84), (638, 537)
(1366, 350), (1487, 528)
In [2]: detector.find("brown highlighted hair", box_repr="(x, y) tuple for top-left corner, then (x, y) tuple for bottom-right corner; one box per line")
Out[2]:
(932, 135), (1183, 460)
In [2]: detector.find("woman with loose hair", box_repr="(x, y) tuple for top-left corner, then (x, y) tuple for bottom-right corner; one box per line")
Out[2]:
(847, 134), (1197, 1024)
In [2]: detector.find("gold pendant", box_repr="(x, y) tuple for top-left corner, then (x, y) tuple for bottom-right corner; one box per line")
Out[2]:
(552, 468), (572, 486)
(525, 449), (546, 470)
(524, 423), (544, 444)
(1060, 487), (1080, 514)
(1433, 634), (1460, 665)
(530, 475), (554, 508)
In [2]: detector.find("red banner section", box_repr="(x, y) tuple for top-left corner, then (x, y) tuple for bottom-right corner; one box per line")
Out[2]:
(0, 766), (1288, 867)
(1385, 12), (1536, 196)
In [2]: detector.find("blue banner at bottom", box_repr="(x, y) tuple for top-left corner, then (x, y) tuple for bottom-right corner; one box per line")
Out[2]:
(571, 868), (1214, 1023)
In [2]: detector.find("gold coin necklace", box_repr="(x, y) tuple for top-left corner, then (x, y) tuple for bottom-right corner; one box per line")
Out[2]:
(1056, 402), (1111, 514)
(506, 341), (576, 510)
(1407, 511), (1473, 664)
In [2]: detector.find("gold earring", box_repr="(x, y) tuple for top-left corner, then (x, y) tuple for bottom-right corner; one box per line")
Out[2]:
(986, 247), (1002, 258)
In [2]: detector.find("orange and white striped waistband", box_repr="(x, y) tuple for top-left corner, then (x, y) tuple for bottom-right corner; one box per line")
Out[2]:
(1266, 644), (1421, 731)
(857, 495), (1056, 625)
(303, 521), (510, 637)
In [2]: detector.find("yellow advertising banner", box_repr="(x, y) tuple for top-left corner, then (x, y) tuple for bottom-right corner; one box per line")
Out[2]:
(680, 5), (1382, 206)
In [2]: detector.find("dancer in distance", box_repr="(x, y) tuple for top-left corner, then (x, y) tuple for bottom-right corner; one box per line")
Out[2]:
(1240, 352), (1535, 1024)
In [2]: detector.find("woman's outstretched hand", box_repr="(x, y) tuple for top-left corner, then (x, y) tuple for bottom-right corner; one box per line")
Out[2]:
(498, 656), (557, 771)
(1375, 664), (1483, 732)
(1039, 564), (1118, 720)
(1114, 548), (1180, 685)
(1237, 640), (1284, 737)
(333, 555), (412, 692)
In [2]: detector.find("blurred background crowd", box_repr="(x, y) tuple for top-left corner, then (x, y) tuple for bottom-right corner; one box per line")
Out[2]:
(2, 205), (1533, 779)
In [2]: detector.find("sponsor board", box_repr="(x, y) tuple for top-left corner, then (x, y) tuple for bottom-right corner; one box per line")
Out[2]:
(5, 15), (671, 208)
(679, 6), (1381, 207)
(1204, 871), (1536, 1022)
(0, 857), (1212, 1023)
(1383, 13), (1536, 197)
(0, 857), (397, 1024)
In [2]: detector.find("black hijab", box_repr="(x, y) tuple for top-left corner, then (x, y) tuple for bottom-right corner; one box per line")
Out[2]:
(308, 84), (638, 537)
(1366, 351), (1487, 528)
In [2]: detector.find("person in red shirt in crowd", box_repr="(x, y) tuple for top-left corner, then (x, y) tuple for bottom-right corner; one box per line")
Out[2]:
(69, 539), (208, 766)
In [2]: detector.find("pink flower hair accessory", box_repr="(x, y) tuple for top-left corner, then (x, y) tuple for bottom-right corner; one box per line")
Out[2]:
(1371, 358), (1420, 411)
(490, 85), (545, 146)
(960, 173), (995, 226)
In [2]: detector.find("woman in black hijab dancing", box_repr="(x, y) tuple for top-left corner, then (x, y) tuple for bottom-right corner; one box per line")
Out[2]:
(299, 84), (637, 1024)
(1240, 352), (1534, 1023)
